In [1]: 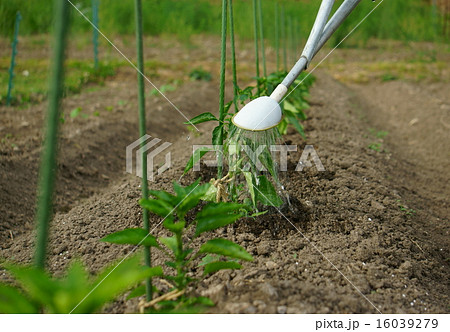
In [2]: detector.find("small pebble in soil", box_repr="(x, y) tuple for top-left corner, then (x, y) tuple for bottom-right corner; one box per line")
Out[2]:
(265, 261), (278, 269)
(368, 217), (372, 221)
(277, 306), (287, 314)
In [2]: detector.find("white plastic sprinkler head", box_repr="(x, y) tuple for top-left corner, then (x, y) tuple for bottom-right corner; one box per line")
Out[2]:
(232, 84), (287, 131)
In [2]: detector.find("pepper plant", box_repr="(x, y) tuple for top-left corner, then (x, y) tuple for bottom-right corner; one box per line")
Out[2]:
(0, 256), (160, 313)
(183, 71), (315, 210)
(102, 180), (253, 313)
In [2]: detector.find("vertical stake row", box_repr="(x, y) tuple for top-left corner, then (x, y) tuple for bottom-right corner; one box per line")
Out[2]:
(6, 12), (22, 106)
(229, 0), (239, 112)
(92, 0), (100, 70)
(34, 1), (71, 269)
(217, 0), (228, 178)
(258, 0), (266, 77)
(134, 0), (153, 301)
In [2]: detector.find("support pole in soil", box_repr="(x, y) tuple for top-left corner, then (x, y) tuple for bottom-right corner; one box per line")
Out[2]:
(134, 0), (153, 301)
(288, 15), (294, 65)
(281, 5), (287, 71)
(218, 0), (228, 178)
(92, 0), (100, 70)
(6, 11), (21, 106)
(229, 0), (238, 112)
(34, 1), (70, 269)
(257, 0), (266, 77)
(275, 3), (280, 71)
(252, 0), (260, 79)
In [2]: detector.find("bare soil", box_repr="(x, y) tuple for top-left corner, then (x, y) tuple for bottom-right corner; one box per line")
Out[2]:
(0, 36), (448, 314)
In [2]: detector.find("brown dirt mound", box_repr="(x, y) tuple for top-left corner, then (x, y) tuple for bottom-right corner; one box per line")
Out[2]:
(0, 37), (448, 313)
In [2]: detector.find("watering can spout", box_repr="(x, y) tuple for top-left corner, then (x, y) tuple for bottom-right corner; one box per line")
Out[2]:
(233, 0), (363, 132)
(232, 96), (282, 131)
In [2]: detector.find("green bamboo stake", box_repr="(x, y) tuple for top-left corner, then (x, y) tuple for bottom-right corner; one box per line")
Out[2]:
(134, 0), (152, 301)
(92, 0), (99, 70)
(294, 20), (300, 60)
(281, 5), (287, 71)
(275, 3), (280, 71)
(252, 0), (260, 79)
(257, 0), (266, 77)
(34, 0), (70, 269)
(6, 11), (21, 106)
(218, 0), (228, 178)
(288, 15), (294, 65)
(229, 0), (238, 112)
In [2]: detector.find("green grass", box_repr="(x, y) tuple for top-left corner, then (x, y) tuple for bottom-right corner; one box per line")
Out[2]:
(1, 0), (448, 45)
(0, 58), (120, 105)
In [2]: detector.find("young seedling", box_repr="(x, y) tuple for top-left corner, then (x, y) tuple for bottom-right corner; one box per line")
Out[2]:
(102, 180), (253, 313)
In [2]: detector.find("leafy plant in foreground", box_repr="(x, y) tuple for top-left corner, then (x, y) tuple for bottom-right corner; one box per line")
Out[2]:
(102, 180), (252, 313)
(0, 255), (160, 313)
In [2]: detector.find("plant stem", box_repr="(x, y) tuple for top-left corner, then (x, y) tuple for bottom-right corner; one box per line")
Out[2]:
(229, 0), (238, 113)
(218, 0), (228, 178)
(258, 0), (266, 77)
(252, 0), (260, 79)
(34, 0), (70, 269)
(134, 0), (152, 301)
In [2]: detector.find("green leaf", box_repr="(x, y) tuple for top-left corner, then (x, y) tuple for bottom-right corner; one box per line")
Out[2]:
(173, 178), (200, 197)
(195, 202), (243, 236)
(0, 284), (38, 313)
(199, 238), (253, 261)
(258, 147), (277, 180)
(283, 100), (300, 114)
(7, 265), (57, 310)
(70, 107), (81, 118)
(140, 198), (174, 217)
(160, 236), (178, 255)
(163, 219), (186, 233)
(183, 147), (213, 175)
(255, 175), (283, 207)
(286, 115), (306, 139)
(101, 228), (159, 247)
(80, 257), (162, 313)
(148, 190), (176, 205)
(184, 112), (218, 125)
(277, 119), (288, 135)
(187, 296), (215, 307)
(212, 125), (222, 147)
(243, 171), (256, 206)
(174, 182), (211, 218)
(201, 182), (218, 202)
(126, 285), (146, 300)
(203, 261), (242, 275)
(198, 254), (220, 267)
